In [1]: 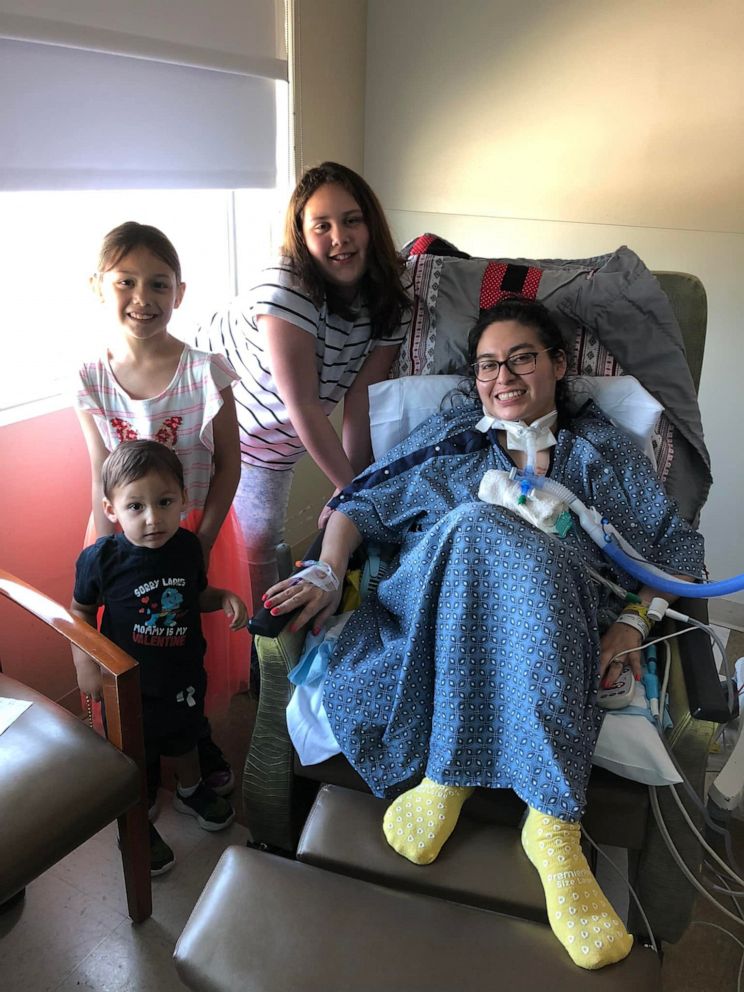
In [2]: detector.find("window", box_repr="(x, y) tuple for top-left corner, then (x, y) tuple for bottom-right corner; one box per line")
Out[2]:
(0, 2), (290, 424)
(0, 181), (288, 425)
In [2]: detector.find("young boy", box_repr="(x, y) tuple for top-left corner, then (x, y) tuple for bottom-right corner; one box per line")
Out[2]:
(71, 440), (248, 876)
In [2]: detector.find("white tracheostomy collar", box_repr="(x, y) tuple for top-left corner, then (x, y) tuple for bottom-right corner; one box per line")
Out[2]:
(475, 409), (558, 467)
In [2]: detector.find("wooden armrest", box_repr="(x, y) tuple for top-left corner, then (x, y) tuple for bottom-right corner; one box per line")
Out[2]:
(0, 568), (144, 759)
(0, 568), (137, 678)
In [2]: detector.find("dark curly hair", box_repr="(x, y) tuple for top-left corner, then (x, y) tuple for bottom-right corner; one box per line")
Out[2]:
(282, 162), (410, 339)
(464, 297), (570, 419)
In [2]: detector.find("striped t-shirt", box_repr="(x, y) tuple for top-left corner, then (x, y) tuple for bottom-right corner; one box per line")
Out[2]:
(193, 259), (411, 470)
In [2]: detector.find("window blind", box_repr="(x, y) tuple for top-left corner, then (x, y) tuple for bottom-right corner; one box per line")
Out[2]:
(0, 2), (287, 190)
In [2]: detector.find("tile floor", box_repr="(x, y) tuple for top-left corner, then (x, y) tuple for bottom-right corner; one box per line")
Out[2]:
(0, 801), (250, 992)
(3, 631), (744, 990)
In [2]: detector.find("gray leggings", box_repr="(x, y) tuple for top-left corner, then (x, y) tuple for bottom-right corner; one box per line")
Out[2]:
(233, 464), (294, 614)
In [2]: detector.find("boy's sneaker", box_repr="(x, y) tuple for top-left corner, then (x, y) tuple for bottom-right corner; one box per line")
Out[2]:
(173, 782), (235, 831)
(149, 824), (175, 876)
(198, 736), (235, 797)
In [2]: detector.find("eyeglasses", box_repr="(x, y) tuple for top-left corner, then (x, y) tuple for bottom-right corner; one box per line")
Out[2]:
(471, 348), (553, 382)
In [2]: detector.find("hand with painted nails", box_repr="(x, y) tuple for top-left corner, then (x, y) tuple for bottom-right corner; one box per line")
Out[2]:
(263, 567), (343, 635)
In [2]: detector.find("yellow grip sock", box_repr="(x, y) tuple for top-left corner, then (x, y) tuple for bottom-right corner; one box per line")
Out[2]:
(383, 777), (475, 865)
(522, 807), (633, 969)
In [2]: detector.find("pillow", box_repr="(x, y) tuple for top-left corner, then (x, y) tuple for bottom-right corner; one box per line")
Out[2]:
(369, 374), (463, 460)
(369, 373), (662, 462)
(593, 681), (681, 786)
(568, 375), (662, 463)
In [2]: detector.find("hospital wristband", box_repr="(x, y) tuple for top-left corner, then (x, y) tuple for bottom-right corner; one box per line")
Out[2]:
(622, 601), (651, 621)
(291, 560), (340, 592)
(615, 611), (651, 640)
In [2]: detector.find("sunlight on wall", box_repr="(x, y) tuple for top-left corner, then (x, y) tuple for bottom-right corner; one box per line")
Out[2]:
(366, 0), (744, 232)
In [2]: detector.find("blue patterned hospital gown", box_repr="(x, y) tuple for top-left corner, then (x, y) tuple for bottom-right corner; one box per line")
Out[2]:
(322, 401), (704, 820)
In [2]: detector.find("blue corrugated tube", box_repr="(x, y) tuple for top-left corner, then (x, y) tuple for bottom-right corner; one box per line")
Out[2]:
(538, 477), (744, 599)
(601, 539), (744, 599)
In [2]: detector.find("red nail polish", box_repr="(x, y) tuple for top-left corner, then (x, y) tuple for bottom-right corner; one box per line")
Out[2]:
(270, 608), (279, 616)
(635, 672), (641, 681)
(261, 593), (267, 601)
(264, 600), (272, 609)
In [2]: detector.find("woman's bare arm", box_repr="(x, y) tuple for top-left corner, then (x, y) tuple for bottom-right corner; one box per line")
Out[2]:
(261, 315), (357, 490)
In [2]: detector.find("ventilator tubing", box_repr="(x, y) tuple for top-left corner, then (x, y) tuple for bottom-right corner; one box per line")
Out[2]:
(538, 478), (744, 599)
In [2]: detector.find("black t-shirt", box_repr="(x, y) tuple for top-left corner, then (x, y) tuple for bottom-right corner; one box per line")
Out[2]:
(74, 529), (207, 698)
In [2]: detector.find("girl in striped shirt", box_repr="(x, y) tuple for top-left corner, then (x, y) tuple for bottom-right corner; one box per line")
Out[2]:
(75, 221), (250, 795)
(195, 162), (412, 610)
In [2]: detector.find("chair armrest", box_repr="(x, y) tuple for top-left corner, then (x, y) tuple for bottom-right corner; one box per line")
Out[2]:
(248, 603), (297, 638)
(243, 625), (308, 850)
(0, 568), (144, 760)
(0, 567), (151, 922)
(627, 608), (720, 942)
(674, 597), (731, 723)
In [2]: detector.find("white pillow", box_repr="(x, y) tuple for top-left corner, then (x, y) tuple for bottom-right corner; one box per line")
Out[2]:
(569, 375), (662, 463)
(369, 374), (464, 460)
(369, 373), (662, 462)
(593, 682), (681, 786)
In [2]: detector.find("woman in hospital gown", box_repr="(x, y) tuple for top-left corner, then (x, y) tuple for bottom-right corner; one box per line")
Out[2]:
(265, 297), (704, 970)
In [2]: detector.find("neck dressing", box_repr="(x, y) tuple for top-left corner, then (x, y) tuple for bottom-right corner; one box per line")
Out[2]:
(475, 409), (558, 471)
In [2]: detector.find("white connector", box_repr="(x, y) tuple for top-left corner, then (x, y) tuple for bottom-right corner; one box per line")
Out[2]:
(709, 730), (744, 811)
(646, 597), (692, 625)
(709, 658), (744, 811)
(647, 597), (669, 623)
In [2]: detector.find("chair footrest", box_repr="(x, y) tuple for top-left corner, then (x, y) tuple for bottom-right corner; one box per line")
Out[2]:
(298, 784), (549, 922)
(174, 845), (660, 992)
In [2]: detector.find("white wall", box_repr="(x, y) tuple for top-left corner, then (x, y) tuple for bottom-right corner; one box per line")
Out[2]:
(365, 0), (744, 610)
(292, 0), (367, 175)
(283, 0), (368, 556)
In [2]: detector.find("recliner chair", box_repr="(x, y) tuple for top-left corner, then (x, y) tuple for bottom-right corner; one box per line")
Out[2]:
(241, 266), (722, 940)
(174, 262), (724, 990)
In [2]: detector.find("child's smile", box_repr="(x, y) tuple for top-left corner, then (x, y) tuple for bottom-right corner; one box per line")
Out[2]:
(301, 182), (369, 302)
(96, 246), (185, 342)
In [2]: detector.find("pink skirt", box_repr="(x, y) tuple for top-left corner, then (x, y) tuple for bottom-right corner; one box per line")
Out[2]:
(82, 508), (252, 731)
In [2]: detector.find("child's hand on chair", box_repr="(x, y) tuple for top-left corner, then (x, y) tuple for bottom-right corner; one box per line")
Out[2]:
(74, 655), (103, 702)
(221, 591), (249, 630)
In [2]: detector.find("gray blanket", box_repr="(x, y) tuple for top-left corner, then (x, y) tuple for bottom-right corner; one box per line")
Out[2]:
(394, 243), (711, 522)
